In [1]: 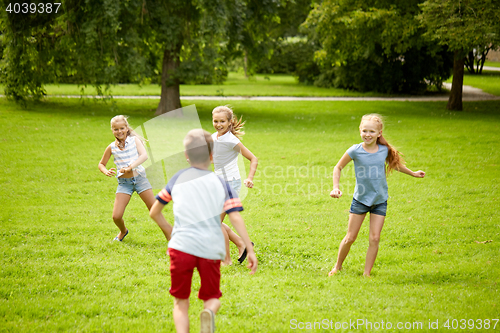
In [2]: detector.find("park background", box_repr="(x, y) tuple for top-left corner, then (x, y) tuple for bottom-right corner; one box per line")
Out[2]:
(1, 0), (500, 332)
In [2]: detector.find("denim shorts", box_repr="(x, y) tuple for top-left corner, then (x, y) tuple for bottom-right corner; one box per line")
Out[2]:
(116, 175), (152, 195)
(227, 179), (242, 197)
(349, 198), (387, 216)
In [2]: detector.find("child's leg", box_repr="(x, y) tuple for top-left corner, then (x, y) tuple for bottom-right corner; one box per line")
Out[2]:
(203, 298), (221, 314)
(197, 255), (222, 332)
(112, 193), (131, 238)
(221, 212), (246, 258)
(329, 213), (366, 276)
(221, 222), (232, 266)
(138, 189), (155, 210)
(173, 297), (190, 333)
(364, 213), (385, 277)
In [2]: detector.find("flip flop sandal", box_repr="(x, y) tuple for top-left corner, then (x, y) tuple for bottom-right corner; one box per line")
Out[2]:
(113, 229), (129, 242)
(238, 242), (254, 264)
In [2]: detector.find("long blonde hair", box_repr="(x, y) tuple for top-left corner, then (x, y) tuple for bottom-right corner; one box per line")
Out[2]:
(360, 114), (404, 174)
(110, 115), (147, 147)
(212, 105), (245, 139)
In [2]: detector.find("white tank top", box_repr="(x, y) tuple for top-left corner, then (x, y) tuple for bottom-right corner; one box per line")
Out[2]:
(109, 136), (146, 178)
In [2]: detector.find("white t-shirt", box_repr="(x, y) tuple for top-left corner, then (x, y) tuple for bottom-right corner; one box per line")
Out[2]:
(212, 131), (241, 181)
(156, 167), (243, 260)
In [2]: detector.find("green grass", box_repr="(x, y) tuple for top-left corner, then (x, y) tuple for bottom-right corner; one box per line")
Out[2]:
(0, 73), (387, 98)
(1, 98), (500, 332)
(484, 61), (500, 68)
(2, 70), (499, 98)
(446, 72), (500, 96)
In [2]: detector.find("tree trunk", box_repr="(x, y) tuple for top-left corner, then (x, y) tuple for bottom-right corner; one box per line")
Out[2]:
(464, 51), (475, 74)
(447, 50), (464, 111)
(243, 49), (249, 78)
(156, 46), (182, 116)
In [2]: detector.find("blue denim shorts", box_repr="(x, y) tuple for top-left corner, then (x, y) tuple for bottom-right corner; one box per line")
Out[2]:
(116, 175), (152, 195)
(349, 198), (387, 216)
(227, 179), (242, 197)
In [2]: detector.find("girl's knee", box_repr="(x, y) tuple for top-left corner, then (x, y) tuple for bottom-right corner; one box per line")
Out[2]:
(369, 235), (380, 245)
(112, 213), (124, 221)
(344, 235), (357, 245)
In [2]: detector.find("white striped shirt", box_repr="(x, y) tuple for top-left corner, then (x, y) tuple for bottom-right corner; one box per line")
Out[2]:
(109, 136), (146, 178)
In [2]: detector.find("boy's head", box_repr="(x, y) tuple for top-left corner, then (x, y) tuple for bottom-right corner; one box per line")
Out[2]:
(184, 129), (213, 164)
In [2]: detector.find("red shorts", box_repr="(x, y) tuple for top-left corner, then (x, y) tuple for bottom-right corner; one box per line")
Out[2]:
(168, 248), (222, 300)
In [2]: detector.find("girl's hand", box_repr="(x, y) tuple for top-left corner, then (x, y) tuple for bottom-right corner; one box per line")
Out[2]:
(105, 168), (116, 177)
(330, 189), (342, 198)
(119, 167), (132, 174)
(413, 170), (425, 178)
(244, 178), (254, 188)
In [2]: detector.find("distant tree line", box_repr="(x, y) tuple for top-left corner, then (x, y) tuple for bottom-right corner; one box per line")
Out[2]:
(1, 0), (499, 111)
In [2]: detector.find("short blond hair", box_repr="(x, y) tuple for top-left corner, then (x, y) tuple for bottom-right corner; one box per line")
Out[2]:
(184, 129), (214, 163)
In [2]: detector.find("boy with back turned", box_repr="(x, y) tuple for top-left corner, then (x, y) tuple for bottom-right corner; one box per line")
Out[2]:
(149, 129), (257, 333)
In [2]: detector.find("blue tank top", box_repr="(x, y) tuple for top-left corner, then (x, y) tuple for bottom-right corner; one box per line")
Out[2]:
(346, 144), (388, 206)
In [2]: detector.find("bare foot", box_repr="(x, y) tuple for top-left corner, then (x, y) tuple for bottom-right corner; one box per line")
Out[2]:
(221, 260), (232, 266)
(328, 267), (342, 276)
(363, 272), (371, 278)
(237, 245), (245, 258)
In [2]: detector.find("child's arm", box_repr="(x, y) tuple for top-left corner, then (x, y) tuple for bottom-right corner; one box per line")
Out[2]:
(120, 137), (149, 173)
(227, 211), (257, 274)
(98, 146), (116, 177)
(149, 200), (173, 241)
(235, 143), (258, 188)
(396, 164), (425, 178)
(330, 152), (352, 198)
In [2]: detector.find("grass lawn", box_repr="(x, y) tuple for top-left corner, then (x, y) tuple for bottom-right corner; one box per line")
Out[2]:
(446, 71), (500, 96)
(1, 98), (499, 332)
(484, 61), (500, 68)
(0, 73), (389, 98)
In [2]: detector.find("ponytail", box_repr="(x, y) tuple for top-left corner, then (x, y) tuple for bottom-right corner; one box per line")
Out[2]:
(377, 134), (404, 174)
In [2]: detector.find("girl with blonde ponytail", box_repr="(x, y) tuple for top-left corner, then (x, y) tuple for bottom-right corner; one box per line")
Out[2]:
(329, 114), (425, 277)
(212, 105), (258, 266)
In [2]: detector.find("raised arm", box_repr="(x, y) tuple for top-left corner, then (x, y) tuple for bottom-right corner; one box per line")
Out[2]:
(235, 142), (258, 188)
(330, 152), (353, 198)
(396, 164), (425, 178)
(98, 145), (116, 177)
(149, 200), (173, 241)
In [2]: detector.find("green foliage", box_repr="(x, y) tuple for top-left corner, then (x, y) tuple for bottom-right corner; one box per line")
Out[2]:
(0, 0), (65, 101)
(224, 0), (288, 75)
(419, 0), (500, 55)
(419, 0), (500, 75)
(303, 0), (454, 93)
(256, 38), (320, 79)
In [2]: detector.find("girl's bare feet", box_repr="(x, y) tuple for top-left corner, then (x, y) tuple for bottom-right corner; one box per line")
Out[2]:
(363, 272), (371, 278)
(328, 266), (342, 276)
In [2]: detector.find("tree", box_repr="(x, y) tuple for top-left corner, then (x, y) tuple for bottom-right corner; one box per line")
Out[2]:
(419, 0), (500, 110)
(1, 0), (285, 113)
(138, 0), (228, 115)
(224, 0), (286, 78)
(1, 0), (146, 102)
(302, 0), (453, 94)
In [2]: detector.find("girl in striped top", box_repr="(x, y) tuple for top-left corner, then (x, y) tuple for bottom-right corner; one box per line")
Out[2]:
(98, 115), (155, 241)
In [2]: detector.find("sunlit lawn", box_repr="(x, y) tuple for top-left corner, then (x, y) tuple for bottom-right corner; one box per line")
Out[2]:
(1, 96), (499, 332)
(0, 73), (391, 98)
